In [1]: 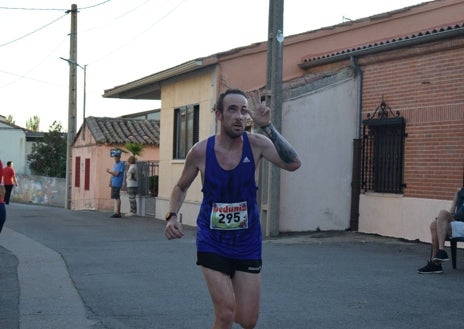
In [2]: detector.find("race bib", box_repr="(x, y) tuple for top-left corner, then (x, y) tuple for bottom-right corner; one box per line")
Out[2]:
(210, 201), (248, 230)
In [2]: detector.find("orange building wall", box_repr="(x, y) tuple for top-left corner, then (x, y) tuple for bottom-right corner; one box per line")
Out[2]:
(361, 37), (464, 201)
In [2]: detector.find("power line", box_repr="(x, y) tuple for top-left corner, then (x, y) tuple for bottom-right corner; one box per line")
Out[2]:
(0, 0), (113, 48)
(89, 0), (187, 64)
(80, 0), (112, 10)
(0, 12), (68, 48)
(0, 0), (112, 11)
(0, 69), (65, 88)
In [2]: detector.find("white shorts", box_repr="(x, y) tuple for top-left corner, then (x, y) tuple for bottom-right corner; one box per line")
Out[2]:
(450, 221), (464, 238)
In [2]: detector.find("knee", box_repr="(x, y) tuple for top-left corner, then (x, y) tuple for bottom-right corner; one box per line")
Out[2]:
(430, 220), (437, 232)
(438, 209), (449, 219)
(236, 317), (258, 329)
(235, 312), (259, 329)
(215, 308), (235, 328)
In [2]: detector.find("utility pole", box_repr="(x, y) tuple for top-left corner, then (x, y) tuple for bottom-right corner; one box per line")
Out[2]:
(65, 4), (78, 209)
(264, 0), (284, 237)
(83, 64), (87, 124)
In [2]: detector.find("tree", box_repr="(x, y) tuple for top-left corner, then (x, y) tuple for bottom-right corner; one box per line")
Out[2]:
(26, 115), (40, 131)
(6, 115), (15, 125)
(28, 121), (67, 178)
(125, 142), (144, 157)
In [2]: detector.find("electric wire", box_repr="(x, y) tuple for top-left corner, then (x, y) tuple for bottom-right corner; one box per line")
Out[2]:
(0, 12), (68, 48)
(0, 0), (112, 11)
(88, 0), (186, 64)
(0, 0), (114, 86)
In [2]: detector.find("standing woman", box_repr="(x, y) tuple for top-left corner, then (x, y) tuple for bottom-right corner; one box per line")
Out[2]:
(126, 156), (138, 215)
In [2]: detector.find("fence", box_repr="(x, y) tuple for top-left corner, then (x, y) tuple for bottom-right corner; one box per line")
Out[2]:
(11, 161), (159, 211)
(122, 160), (159, 196)
(11, 174), (66, 207)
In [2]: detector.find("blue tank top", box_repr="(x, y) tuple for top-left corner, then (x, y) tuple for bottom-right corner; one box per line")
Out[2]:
(196, 133), (262, 259)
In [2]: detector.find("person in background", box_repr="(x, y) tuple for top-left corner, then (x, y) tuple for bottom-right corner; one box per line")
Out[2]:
(126, 155), (138, 216)
(418, 187), (464, 274)
(3, 161), (18, 205)
(106, 150), (125, 218)
(165, 89), (301, 328)
(0, 160), (5, 234)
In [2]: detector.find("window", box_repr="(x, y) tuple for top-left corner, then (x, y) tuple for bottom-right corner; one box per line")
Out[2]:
(173, 105), (199, 159)
(84, 158), (90, 190)
(74, 157), (81, 187)
(361, 101), (407, 194)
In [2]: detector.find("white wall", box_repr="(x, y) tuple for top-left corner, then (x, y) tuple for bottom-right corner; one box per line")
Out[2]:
(155, 77), (359, 232)
(0, 125), (27, 174)
(280, 78), (358, 232)
(359, 193), (451, 243)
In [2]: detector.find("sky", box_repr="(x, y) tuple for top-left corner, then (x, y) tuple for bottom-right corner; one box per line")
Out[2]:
(0, 0), (430, 131)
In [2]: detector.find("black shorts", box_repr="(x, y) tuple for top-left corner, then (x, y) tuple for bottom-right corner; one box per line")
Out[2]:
(111, 187), (121, 199)
(196, 252), (262, 278)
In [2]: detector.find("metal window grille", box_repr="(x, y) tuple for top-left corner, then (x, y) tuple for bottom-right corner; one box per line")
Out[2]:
(122, 160), (159, 197)
(361, 99), (407, 194)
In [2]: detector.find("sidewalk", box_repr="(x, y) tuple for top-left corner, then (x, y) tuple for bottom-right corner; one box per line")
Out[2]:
(1, 227), (96, 329)
(1, 203), (463, 329)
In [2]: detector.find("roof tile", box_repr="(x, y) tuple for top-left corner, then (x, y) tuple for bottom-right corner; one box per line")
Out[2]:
(85, 116), (159, 145)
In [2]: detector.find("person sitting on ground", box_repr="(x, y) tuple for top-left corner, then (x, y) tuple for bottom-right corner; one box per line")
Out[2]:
(418, 187), (464, 274)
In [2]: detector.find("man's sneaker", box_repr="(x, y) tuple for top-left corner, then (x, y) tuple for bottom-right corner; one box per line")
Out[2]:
(433, 249), (449, 262)
(418, 261), (443, 274)
(110, 213), (122, 218)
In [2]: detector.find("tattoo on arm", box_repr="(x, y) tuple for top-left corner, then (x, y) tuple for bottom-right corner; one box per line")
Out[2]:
(261, 123), (299, 164)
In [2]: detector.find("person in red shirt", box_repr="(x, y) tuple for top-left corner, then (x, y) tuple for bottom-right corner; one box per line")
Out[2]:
(3, 161), (18, 205)
(0, 160), (5, 234)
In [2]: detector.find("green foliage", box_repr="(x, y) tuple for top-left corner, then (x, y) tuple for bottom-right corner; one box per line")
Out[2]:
(6, 115), (15, 125)
(27, 121), (67, 178)
(26, 115), (40, 131)
(125, 142), (144, 156)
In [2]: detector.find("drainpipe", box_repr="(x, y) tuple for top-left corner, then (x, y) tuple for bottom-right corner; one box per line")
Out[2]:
(351, 56), (363, 139)
(349, 56), (363, 231)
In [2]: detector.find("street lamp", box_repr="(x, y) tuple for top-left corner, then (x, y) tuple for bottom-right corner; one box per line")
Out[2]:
(60, 55), (86, 209)
(60, 57), (87, 124)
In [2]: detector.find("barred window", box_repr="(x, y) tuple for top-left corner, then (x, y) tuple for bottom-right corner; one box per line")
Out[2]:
(173, 105), (199, 159)
(361, 101), (407, 194)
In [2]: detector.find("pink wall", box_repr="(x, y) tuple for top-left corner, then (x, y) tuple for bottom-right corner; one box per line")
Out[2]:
(214, 0), (464, 91)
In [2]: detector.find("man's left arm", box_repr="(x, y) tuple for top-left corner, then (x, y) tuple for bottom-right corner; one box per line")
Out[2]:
(261, 123), (300, 164)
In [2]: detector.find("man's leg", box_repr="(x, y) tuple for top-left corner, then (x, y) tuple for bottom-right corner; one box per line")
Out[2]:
(436, 210), (453, 251)
(232, 271), (261, 329)
(201, 267), (235, 329)
(430, 219), (439, 260)
(116, 198), (121, 215)
(419, 215), (450, 273)
(4, 185), (12, 204)
(0, 203), (6, 234)
(128, 188), (137, 213)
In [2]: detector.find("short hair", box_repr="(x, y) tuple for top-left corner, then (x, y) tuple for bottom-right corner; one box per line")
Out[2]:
(6, 161), (12, 166)
(128, 156), (136, 164)
(215, 88), (247, 112)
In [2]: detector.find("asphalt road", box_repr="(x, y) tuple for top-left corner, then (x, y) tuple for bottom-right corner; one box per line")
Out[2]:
(0, 203), (463, 329)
